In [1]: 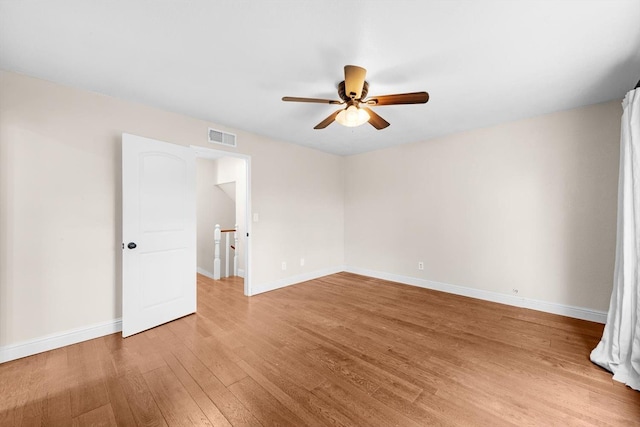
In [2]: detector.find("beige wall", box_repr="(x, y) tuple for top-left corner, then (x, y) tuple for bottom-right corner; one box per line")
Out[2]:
(0, 69), (621, 351)
(345, 100), (621, 311)
(0, 71), (345, 346)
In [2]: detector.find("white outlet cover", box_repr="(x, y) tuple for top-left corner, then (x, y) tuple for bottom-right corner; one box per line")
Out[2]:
(253, 213), (259, 222)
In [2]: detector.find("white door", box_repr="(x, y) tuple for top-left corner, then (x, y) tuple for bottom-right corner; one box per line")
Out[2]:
(122, 133), (196, 337)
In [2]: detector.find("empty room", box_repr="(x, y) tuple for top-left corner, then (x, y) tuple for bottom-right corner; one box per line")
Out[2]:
(1, 1), (639, 426)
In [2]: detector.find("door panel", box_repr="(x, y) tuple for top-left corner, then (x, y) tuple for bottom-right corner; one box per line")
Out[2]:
(122, 133), (196, 337)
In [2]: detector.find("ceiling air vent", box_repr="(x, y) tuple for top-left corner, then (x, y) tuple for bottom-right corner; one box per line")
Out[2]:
(208, 128), (237, 148)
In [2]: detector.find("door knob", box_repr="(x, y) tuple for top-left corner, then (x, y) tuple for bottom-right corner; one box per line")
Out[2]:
(127, 242), (137, 249)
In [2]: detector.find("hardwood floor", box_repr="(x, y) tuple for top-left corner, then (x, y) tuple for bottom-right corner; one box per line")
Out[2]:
(1, 272), (638, 426)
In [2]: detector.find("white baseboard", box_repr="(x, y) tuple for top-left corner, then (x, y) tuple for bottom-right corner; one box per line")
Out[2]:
(251, 265), (345, 296)
(198, 267), (245, 279)
(197, 267), (216, 280)
(1, 267), (606, 364)
(0, 318), (122, 364)
(344, 266), (607, 324)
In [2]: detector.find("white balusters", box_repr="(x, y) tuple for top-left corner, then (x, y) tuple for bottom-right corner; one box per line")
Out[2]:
(225, 231), (230, 278)
(233, 224), (238, 277)
(213, 224), (238, 280)
(213, 224), (221, 280)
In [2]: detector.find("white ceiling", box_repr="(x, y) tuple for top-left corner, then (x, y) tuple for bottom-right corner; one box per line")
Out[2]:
(1, 1), (639, 156)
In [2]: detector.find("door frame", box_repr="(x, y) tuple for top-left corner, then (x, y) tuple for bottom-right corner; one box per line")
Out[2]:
(190, 145), (252, 296)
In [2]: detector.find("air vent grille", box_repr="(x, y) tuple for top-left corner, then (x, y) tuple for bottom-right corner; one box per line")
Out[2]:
(208, 128), (237, 147)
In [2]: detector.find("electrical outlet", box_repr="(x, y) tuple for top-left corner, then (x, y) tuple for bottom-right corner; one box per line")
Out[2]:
(418, 262), (424, 270)
(281, 261), (287, 271)
(300, 258), (305, 266)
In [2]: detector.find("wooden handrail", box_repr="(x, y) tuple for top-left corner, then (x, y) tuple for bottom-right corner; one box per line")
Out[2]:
(221, 229), (236, 233)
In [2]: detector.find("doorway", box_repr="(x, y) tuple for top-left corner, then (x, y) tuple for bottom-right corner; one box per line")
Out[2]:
(191, 145), (252, 296)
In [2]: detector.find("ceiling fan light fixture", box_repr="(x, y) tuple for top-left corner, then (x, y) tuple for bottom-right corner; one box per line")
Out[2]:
(335, 105), (370, 127)
(282, 65), (428, 130)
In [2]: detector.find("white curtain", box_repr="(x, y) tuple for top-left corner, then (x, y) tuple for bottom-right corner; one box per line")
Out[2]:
(590, 87), (640, 391)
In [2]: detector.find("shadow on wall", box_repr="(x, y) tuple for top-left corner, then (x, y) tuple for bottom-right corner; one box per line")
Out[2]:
(542, 61), (634, 318)
(559, 101), (619, 314)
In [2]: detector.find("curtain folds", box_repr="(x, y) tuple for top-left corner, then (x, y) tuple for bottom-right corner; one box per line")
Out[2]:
(590, 88), (640, 391)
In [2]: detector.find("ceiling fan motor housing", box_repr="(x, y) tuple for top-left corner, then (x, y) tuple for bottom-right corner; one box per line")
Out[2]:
(339, 81), (369, 102)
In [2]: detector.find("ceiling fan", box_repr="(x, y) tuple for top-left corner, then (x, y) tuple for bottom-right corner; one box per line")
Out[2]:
(282, 65), (429, 130)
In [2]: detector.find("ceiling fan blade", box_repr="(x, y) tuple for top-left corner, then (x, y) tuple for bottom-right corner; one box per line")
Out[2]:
(282, 96), (342, 104)
(314, 109), (342, 129)
(362, 107), (390, 130)
(344, 65), (367, 99)
(366, 92), (429, 106)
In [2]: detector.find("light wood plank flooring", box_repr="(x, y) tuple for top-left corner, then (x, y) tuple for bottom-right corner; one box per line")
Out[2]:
(1, 272), (638, 426)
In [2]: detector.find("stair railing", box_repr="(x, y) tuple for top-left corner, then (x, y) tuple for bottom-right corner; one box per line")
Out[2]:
(213, 224), (238, 279)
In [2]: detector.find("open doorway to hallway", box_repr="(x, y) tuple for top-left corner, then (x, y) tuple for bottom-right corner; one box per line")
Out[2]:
(195, 153), (249, 293)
